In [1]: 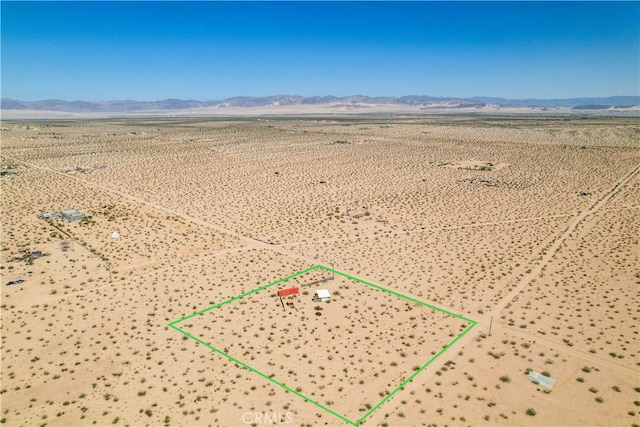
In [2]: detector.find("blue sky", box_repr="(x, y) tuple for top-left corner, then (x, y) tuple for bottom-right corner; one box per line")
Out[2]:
(2, 1), (639, 101)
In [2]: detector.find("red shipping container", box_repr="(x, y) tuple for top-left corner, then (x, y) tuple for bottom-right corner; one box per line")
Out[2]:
(277, 287), (299, 297)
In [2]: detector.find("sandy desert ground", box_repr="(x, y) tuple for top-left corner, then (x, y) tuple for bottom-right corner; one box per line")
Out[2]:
(0, 115), (638, 426)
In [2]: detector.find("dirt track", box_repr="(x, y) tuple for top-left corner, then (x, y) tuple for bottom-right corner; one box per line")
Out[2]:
(1, 116), (638, 426)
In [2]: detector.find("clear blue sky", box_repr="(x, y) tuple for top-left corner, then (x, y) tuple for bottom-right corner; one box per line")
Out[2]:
(2, 1), (639, 101)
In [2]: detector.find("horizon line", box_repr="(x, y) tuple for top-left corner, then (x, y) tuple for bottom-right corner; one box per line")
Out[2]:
(3, 94), (640, 103)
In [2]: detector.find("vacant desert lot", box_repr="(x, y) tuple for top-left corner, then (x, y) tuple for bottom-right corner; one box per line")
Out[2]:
(1, 115), (638, 426)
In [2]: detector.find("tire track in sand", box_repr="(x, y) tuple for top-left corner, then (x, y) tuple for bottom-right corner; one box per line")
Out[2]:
(490, 162), (640, 318)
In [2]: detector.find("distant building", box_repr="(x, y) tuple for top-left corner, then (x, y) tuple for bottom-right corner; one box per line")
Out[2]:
(60, 209), (84, 222)
(313, 289), (331, 302)
(40, 212), (60, 221)
(277, 287), (299, 298)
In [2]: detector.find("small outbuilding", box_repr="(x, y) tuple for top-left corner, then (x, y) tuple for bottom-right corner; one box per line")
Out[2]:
(61, 209), (84, 222)
(525, 370), (556, 389)
(40, 212), (60, 221)
(313, 289), (331, 302)
(277, 287), (299, 298)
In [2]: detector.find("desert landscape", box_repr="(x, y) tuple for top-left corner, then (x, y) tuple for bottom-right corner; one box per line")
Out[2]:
(1, 114), (638, 426)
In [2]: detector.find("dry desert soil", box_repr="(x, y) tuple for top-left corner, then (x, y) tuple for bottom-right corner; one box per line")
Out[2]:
(1, 115), (639, 426)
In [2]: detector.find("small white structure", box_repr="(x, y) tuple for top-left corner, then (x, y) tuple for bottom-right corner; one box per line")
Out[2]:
(111, 231), (120, 239)
(313, 289), (331, 302)
(40, 212), (60, 220)
(60, 209), (84, 222)
(526, 370), (556, 389)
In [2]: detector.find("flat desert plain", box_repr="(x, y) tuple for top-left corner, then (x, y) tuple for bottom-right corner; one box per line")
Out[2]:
(0, 115), (638, 427)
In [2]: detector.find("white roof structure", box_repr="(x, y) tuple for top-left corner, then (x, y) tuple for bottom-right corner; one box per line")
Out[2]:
(315, 289), (331, 299)
(60, 209), (84, 222)
(61, 209), (82, 216)
(526, 370), (556, 389)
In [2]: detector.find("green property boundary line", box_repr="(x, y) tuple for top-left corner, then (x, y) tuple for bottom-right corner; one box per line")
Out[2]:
(169, 264), (477, 426)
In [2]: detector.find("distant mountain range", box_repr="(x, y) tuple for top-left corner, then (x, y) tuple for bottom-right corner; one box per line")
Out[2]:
(470, 96), (639, 108)
(1, 95), (638, 112)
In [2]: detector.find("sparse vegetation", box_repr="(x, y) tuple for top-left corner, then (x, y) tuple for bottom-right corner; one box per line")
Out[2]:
(1, 116), (636, 427)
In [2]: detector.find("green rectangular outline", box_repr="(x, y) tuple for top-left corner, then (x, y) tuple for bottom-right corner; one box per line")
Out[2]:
(169, 265), (477, 426)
